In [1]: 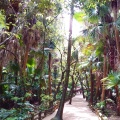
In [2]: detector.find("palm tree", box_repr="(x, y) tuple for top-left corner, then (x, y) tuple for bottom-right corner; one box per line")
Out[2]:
(111, 0), (120, 62)
(101, 71), (120, 116)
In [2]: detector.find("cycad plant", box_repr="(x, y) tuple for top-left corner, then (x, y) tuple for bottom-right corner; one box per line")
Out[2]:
(101, 71), (120, 115)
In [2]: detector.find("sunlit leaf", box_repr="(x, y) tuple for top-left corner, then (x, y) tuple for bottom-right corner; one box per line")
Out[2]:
(27, 58), (36, 67)
(25, 93), (32, 98)
(0, 11), (6, 29)
(74, 11), (86, 22)
(78, 61), (89, 69)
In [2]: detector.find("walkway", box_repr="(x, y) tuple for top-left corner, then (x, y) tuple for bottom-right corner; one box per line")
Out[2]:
(43, 94), (99, 120)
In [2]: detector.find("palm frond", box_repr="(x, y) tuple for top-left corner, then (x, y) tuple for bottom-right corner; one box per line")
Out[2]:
(97, 4), (109, 18)
(101, 71), (120, 89)
(85, 23), (105, 40)
(78, 61), (89, 69)
(87, 8), (99, 24)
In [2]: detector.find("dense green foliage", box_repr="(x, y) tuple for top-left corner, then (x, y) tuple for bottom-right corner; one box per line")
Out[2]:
(0, 0), (120, 119)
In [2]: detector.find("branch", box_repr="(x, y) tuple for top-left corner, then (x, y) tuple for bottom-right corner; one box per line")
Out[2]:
(0, 36), (13, 46)
(3, 48), (18, 60)
(46, 14), (59, 27)
(70, 60), (77, 65)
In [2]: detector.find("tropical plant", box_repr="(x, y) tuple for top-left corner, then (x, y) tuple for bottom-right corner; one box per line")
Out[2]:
(0, 102), (34, 120)
(101, 71), (120, 115)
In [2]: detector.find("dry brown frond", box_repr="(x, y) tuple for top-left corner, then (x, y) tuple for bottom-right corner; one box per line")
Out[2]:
(22, 27), (41, 49)
(0, 31), (20, 67)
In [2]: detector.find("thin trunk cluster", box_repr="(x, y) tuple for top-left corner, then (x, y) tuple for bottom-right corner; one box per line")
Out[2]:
(52, 0), (74, 119)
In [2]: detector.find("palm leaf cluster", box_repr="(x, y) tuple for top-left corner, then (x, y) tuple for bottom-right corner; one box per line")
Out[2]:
(101, 71), (120, 89)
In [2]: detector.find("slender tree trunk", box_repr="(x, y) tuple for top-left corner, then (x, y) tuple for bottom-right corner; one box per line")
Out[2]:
(78, 73), (85, 98)
(69, 62), (77, 104)
(38, 29), (46, 105)
(51, 1), (74, 119)
(53, 48), (65, 101)
(95, 71), (102, 102)
(48, 52), (52, 95)
(117, 96), (120, 116)
(0, 65), (3, 94)
(101, 54), (107, 101)
(79, 76), (85, 99)
(69, 75), (75, 104)
(22, 46), (29, 75)
(84, 71), (89, 99)
(84, 71), (89, 90)
(115, 86), (120, 116)
(53, 71), (65, 101)
(112, 0), (120, 61)
(14, 58), (18, 85)
(90, 61), (94, 104)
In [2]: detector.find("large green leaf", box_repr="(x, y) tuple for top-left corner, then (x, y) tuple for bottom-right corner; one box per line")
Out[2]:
(27, 58), (36, 67)
(0, 11), (6, 29)
(74, 11), (86, 23)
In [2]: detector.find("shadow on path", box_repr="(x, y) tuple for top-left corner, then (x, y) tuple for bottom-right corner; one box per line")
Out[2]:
(43, 94), (99, 120)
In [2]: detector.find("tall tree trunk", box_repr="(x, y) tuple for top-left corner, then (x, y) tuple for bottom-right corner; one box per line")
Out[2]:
(22, 46), (29, 75)
(69, 75), (75, 104)
(115, 86), (120, 116)
(35, 22), (46, 105)
(84, 71), (89, 99)
(38, 28), (46, 105)
(0, 65), (3, 94)
(101, 54), (107, 101)
(95, 71), (102, 102)
(101, 25), (108, 101)
(112, 0), (120, 61)
(84, 71), (89, 90)
(117, 96), (120, 116)
(69, 62), (77, 104)
(48, 52), (52, 95)
(79, 75), (85, 98)
(53, 71), (65, 101)
(51, 0), (74, 119)
(14, 58), (18, 85)
(90, 61), (94, 104)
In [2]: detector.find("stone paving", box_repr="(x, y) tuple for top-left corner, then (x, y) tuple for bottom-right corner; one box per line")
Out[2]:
(43, 94), (99, 120)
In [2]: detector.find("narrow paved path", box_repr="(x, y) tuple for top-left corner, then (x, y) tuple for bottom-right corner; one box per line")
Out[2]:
(43, 94), (99, 120)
